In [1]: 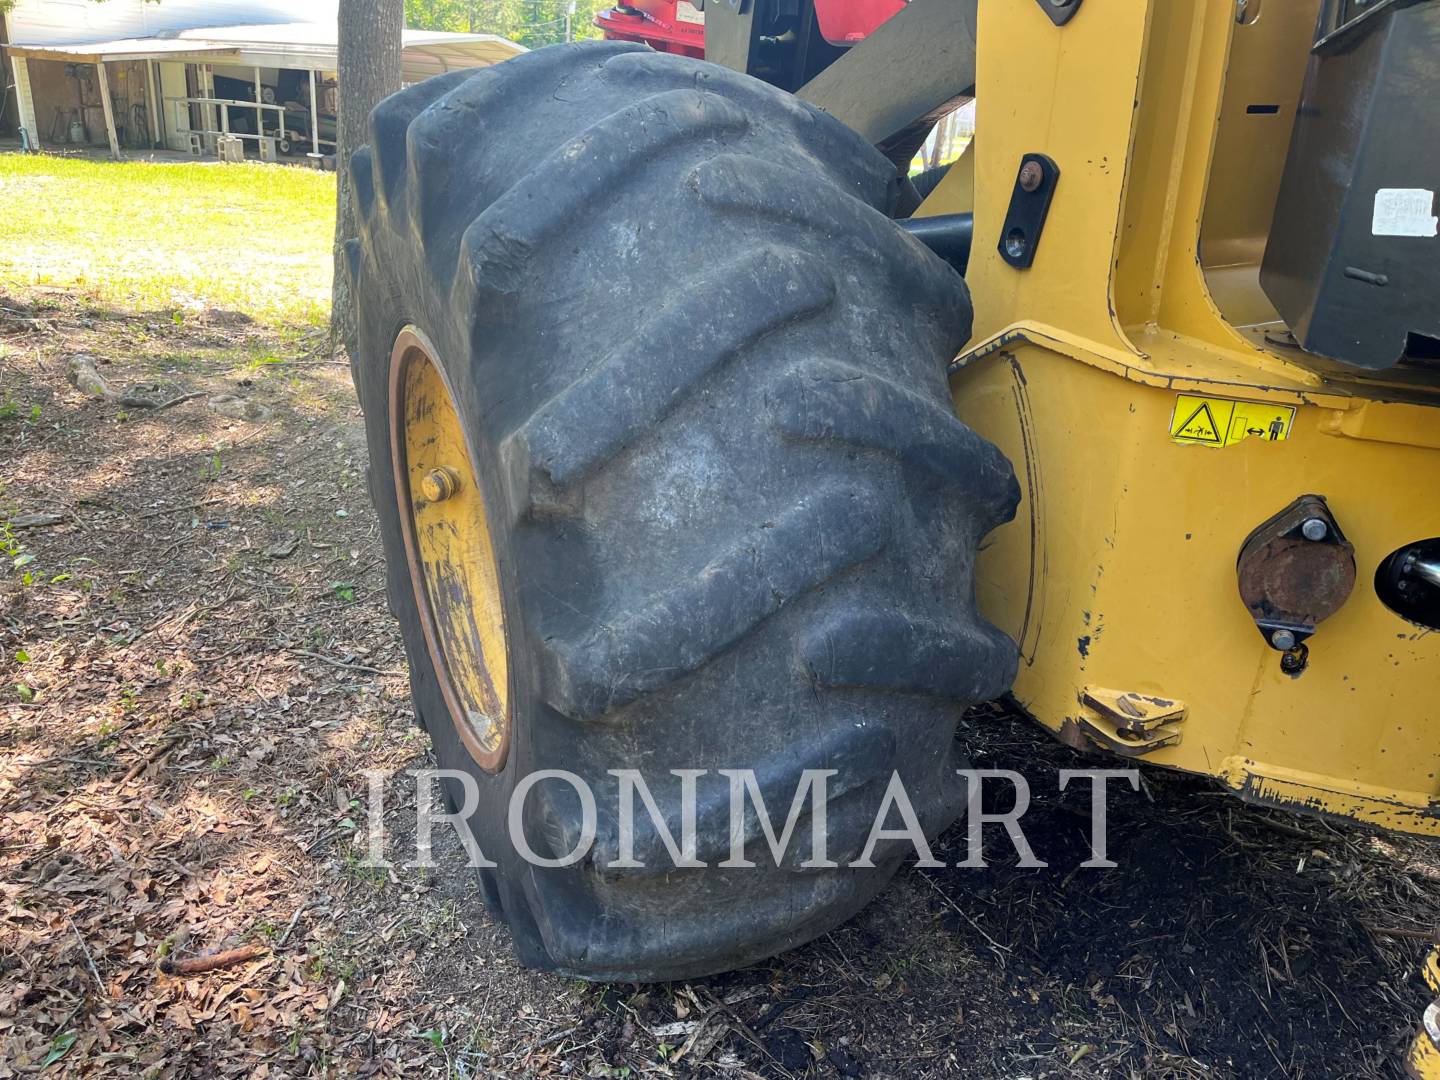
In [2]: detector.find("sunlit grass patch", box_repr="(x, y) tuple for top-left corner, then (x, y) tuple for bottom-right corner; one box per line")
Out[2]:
(0, 154), (335, 327)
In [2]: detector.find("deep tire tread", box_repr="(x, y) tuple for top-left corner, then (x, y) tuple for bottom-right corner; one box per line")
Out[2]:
(539, 479), (890, 720)
(349, 43), (1018, 982)
(767, 356), (1020, 518)
(500, 245), (836, 514)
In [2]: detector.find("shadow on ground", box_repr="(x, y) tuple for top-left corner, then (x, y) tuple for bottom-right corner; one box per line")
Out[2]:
(1, 289), (1435, 1078)
(390, 705), (1437, 1079)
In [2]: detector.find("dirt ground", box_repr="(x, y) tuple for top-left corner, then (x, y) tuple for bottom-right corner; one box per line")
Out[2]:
(1, 288), (1437, 1078)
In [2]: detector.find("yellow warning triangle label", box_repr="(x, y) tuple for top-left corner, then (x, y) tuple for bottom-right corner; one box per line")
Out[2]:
(1169, 394), (1295, 448)
(1172, 401), (1223, 444)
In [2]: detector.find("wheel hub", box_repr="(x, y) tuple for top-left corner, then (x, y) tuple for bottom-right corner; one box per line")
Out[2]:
(389, 327), (510, 771)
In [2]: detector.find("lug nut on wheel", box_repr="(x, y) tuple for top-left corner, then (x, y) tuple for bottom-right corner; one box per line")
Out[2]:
(421, 466), (461, 503)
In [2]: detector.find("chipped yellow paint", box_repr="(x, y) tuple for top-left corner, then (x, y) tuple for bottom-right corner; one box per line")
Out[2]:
(1417, 943), (1440, 1077)
(953, 343), (1440, 838)
(391, 328), (510, 771)
(1071, 687), (1186, 757)
(950, 0), (1440, 838)
(1411, 1000), (1440, 1080)
(1220, 761), (1440, 839)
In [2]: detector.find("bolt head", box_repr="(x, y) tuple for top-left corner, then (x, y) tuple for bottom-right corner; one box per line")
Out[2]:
(420, 467), (461, 503)
(1019, 161), (1044, 192)
(1270, 628), (1297, 651)
(1280, 645), (1308, 675)
(1300, 517), (1328, 542)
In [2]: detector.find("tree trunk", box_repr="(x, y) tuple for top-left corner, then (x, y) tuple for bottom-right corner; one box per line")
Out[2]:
(332, 0), (403, 353)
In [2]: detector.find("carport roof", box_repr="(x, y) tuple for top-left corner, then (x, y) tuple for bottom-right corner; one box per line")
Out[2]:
(4, 23), (526, 82)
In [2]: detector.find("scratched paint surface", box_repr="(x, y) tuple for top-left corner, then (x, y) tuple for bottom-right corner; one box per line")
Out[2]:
(400, 348), (510, 766)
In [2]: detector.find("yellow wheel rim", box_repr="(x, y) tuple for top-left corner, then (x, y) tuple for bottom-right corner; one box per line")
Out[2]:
(390, 327), (511, 771)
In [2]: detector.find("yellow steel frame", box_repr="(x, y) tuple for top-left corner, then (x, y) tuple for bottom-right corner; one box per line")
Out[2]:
(923, 0), (1440, 834)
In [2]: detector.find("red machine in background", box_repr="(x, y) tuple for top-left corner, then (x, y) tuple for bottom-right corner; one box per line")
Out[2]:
(813, 0), (906, 42)
(594, 0), (706, 57)
(595, 0), (905, 58)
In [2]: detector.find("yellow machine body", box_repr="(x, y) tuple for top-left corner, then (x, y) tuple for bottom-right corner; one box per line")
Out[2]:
(921, 0), (1440, 834)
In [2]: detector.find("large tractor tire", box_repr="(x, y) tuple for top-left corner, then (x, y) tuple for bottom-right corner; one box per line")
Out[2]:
(347, 42), (1019, 981)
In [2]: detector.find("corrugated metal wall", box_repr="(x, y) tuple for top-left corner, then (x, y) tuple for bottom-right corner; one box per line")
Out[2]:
(4, 0), (339, 46)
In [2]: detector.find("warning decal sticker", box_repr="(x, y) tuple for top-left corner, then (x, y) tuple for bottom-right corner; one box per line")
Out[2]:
(1169, 394), (1295, 448)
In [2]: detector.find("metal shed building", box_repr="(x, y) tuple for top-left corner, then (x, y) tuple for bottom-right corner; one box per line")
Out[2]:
(1, 0), (523, 160)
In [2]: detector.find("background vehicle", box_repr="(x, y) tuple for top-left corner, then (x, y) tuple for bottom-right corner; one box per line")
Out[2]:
(346, 0), (1440, 1039)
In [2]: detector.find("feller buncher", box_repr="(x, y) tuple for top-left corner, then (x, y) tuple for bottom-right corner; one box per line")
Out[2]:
(343, 0), (1440, 1065)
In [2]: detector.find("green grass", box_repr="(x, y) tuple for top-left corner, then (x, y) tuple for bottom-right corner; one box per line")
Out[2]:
(0, 154), (336, 326)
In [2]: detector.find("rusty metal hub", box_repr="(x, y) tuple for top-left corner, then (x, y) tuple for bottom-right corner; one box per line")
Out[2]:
(1236, 494), (1356, 673)
(389, 327), (512, 772)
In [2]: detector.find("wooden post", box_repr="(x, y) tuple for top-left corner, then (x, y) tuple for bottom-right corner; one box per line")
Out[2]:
(145, 60), (162, 147)
(205, 64), (218, 140)
(14, 57), (40, 150)
(308, 68), (320, 155)
(95, 60), (121, 159)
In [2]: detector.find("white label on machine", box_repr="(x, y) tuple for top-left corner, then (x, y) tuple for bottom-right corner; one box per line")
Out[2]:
(675, 1), (705, 24)
(1371, 188), (1438, 237)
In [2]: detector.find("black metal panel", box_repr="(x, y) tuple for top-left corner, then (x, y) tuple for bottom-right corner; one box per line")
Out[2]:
(702, 0), (765, 78)
(1259, 0), (1440, 371)
(702, 0), (845, 92)
(1036, 0), (1083, 27)
(789, 3), (848, 89)
(997, 154), (1060, 269)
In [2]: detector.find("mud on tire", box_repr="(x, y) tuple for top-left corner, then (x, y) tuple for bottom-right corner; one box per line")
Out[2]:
(347, 42), (1019, 981)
